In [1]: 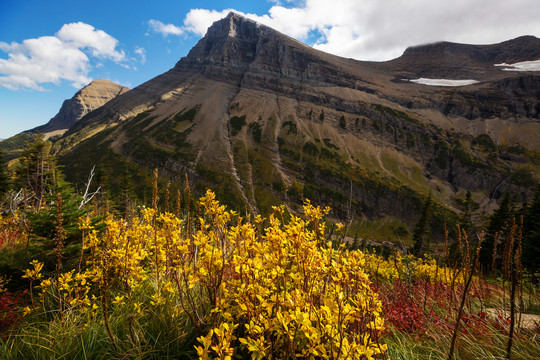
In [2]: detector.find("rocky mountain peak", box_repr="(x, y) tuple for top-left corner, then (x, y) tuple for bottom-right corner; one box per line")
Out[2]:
(38, 79), (130, 133)
(176, 12), (362, 90)
(387, 35), (540, 79)
(398, 35), (540, 65)
(181, 12), (269, 68)
(80, 78), (125, 93)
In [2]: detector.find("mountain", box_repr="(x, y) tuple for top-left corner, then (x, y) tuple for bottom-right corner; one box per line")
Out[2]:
(47, 13), (539, 241)
(39, 78), (130, 134)
(386, 35), (540, 79)
(0, 79), (129, 160)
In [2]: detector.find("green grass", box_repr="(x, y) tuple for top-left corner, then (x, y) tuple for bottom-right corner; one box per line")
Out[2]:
(348, 217), (412, 245)
(386, 321), (540, 360)
(380, 151), (430, 196)
(0, 284), (199, 360)
(371, 103), (424, 127)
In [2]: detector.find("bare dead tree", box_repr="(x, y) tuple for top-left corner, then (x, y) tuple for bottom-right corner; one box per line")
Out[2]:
(79, 165), (101, 210)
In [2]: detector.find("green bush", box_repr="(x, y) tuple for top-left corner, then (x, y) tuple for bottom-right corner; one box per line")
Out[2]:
(230, 115), (247, 136)
(248, 122), (262, 143)
(473, 134), (497, 152)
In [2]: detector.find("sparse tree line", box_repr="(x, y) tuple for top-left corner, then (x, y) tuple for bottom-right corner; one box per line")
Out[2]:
(407, 187), (540, 277)
(1, 135), (539, 276)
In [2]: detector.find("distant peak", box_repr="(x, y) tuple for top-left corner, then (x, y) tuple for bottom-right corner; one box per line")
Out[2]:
(225, 11), (242, 20)
(181, 12), (273, 66)
(224, 11), (258, 24)
(507, 35), (539, 41)
(35, 78), (129, 134)
(86, 78), (117, 87)
(402, 35), (540, 56)
(402, 41), (463, 55)
(397, 35), (540, 66)
(82, 79), (129, 91)
(90, 78), (117, 85)
(209, 11), (261, 37)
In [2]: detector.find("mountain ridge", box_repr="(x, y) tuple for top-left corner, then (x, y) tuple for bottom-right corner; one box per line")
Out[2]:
(0, 79), (129, 160)
(9, 13), (540, 242)
(388, 35), (540, 79)
(39, 78), (130, 133)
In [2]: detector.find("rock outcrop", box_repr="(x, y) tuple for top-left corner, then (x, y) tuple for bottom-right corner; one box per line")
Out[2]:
(179, 13), (373, 91)
(39, 79), (130, 133)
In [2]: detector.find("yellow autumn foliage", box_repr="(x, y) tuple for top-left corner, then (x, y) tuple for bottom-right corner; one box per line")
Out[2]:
(18, 189), (468, 359)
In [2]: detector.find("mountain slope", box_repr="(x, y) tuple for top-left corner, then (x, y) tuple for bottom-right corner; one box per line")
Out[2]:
(1, 79), (129, 161)
(40, 78), (130, 133)
(55, 13), (539, 241)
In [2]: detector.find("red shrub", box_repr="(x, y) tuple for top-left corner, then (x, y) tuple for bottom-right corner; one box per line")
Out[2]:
(0, 290), (26, 331)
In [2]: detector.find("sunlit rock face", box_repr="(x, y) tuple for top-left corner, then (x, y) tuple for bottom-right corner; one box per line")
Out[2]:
(41, 79), (130, 132)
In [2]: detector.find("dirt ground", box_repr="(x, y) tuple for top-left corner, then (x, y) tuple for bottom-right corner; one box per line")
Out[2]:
(485, 308), (540, 331)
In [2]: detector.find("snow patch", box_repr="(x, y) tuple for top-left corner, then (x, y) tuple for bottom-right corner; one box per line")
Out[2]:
(408, 78), (479, 87)
(494, 60), (540, 72)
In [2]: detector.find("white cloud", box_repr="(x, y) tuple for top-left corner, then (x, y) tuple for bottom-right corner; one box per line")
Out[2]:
(181, 8), (311, 40)
(56, 22), (126, 62)
(0, 22), (126, 90)
(409, 78), (479, 86)
(494, 60), (540, 71)
(135, 46), (146, 64)
(179, 0), (540, 61)
(182, 9), (235, 36)
(147, 19), (184, 37)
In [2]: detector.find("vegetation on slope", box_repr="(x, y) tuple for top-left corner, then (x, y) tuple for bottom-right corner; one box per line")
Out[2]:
(0, 138), (539, 359)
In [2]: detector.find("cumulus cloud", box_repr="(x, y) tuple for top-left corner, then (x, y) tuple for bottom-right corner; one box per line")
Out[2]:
(147, 19), (183, 37)
(0, 22), (126, 90)
(135, 46), (147, 64)
(56, 22), (126, 62)
(182, 9), (235, 35)
(178, 0), (540, 61)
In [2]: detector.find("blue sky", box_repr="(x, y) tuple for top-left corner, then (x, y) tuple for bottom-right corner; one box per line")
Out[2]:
(0, 0), (269, 138)
(2, 0), (540, 139)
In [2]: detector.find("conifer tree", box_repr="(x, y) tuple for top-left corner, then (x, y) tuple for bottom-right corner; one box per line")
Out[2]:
(458, 190), (479, 240)
(92, 164), (110, 211)
(117, 163), (135, 217)
(479, 192), (515, 270)
(27, 181), (87, 244)
(522, 185), (540, 272)
(0, 149), (10, 198)
(412, 194), (433, 257)
(13, 135), (57, 209)
(339, 115), (346, 129)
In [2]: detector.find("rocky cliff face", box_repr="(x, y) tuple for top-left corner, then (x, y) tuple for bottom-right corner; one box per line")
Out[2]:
(39, 79), (130, 133)
(53, 13), (539, 242)
(423, 74), (540, 120)
(178, 13), (377, 93)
